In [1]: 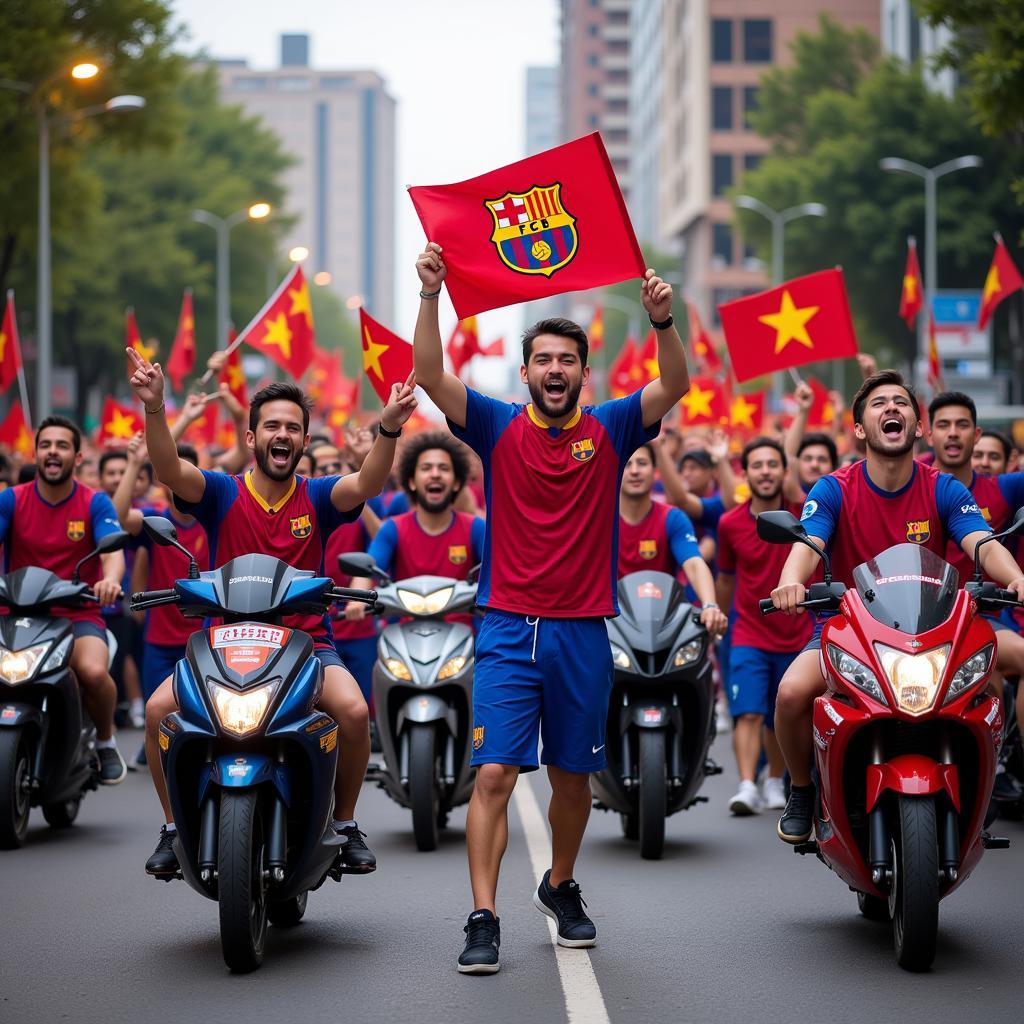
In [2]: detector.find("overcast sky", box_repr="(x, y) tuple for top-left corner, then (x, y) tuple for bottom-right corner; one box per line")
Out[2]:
(170, 0), (560, 388)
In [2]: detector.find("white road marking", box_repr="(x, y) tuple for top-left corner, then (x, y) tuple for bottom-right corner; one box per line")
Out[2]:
(512, 775), (611, 1024)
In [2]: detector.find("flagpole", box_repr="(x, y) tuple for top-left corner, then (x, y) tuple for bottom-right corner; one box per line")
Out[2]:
(4, 291), (32, 427)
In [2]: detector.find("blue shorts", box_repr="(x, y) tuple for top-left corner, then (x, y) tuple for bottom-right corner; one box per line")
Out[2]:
(983, 613), (1011, 633)
(314, 646), (345, 671)
(74, 620), (107, 642)
(727, 646), (799, 720)
(334, 635), (377, 704)
(802, 617), (827, 653)
(470, 610), (613, 774)
(143, 642), (186, 702)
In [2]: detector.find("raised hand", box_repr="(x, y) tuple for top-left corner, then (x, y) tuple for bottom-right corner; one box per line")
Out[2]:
(126, 431), (148, 466)
(794, 381), (814, 411)
(127, 346), (165, 409)
(381, 371), (418, 432)
(640, 268), (673, 323)
(856, 352), (877, 380)
(178, 391), (208, 425)
(416, 242), (447, 293)
(344, 422), (375, 467)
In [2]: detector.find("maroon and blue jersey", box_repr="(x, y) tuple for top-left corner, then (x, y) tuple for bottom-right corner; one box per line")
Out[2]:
(449, 388), (658, 618)
(799, 460), (989, 587)
(617, 502), (700, 578)
(175, 470), (361, 646)
(369, 510), (485, 581)
(0, 481), (121, 626)
(944, 471), (1024, 586)
(326, 519), (377, 642)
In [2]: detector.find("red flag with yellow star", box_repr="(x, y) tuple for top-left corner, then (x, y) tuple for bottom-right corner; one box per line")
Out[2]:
(728, 390), (765, 435)
(804, 376), (836, 429)
(926, 312), (944, 392)
(0, 290), (23, 394)
(898, 237), (923, 329)
(125, 308), (157, 377)
(218, 329), (248, 406)
(358, 308), (414, 404)
(718, 269), (858, 383)
(680, 376), (727, 427)
(182, 399), (220, 449)
(634, 330), (660, 388)
(166, 289), (196, 392)
(588, 307), (604, 353)
(978, 235), (1024, 329)
(0, 400), (32, 457)
(327, 378), (360, 436)
(236, 265), (316, 378)
(687, 302), (723, 376)
(608, 335), (639, 399)
(446, 317), (481, 377)
(98, 398), (144, 446)
(306, 346), (345, 404)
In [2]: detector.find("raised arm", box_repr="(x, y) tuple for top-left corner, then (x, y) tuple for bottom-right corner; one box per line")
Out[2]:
(213, 384), (251, 475)
(653, 437), (704, 519)
(639, 269), (689, 428)
(682, 555), (728, 634)
(413, 242), (468, 427)
(707, 430), (737, 510)
(169, 392), (207, 444)
(111, 432), (147, 536)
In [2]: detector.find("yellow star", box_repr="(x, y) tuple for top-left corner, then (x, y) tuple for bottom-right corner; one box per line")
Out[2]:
(289, 283), (313, 327)
(261, 313), (293, 358)
(133, 338), (157, 362)
(730, 394), (757, 429)
(902, 275), (917, 300)
(821, 400), (835, 425)
(983, 264), (1001, 304)
(758, 290), (819, 355)
(227, 364), (245, 391)
(681, 382), (714, 420)
(362, 326), (389, 380)
(106, 408), (137, 440)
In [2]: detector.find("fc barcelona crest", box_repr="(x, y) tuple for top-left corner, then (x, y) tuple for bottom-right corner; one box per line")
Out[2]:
(67, 520), (85, 542)
(571, 437), (595, 462)
(906, 519), (931, 544)
(290, 514), (312, 539)
(472, 726), (484, 751)
(639, 539), (658, 560)
(484, 183), (578, 278)
(448, 544), (467, 565)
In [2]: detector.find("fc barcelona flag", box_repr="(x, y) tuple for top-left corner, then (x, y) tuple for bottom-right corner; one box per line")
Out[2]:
(409, 133), (645, 319)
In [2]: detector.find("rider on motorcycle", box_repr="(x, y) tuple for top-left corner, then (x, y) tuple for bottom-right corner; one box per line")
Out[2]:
(770, 370), (1024, 844)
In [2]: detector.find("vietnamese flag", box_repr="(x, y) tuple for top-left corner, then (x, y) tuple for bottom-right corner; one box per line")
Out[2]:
(718, 269), (859, 383)
(0, 400), (32, 458)
(588, 307), (604, 353)
(729, 390), (765, 434)
(409, 133), (645, 319)
(0, 291), (24, 394)
(680, 376), (727, 427)
(98, 398), (144, 446)
(327, 378), (360, 434)
(184, 399), (220, 448)
(166, 289), (196, 392)
(687, 302), (724, 376)
(446, 317), (481, 377)
(236, 265), (316, 378)
(635, 329), (659, 387)
(125, 308), (156, 376)
(978, 235), (1024, 329)
(608, 336), (639, 398)
(218, 331), (248, 406)
(805, 376), (836, 428)
(359, 308), (414, 404)
(898, 237), (923, 329)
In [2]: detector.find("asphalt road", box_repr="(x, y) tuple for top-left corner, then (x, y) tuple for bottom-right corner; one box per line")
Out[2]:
(2, 727), (1022, 1024)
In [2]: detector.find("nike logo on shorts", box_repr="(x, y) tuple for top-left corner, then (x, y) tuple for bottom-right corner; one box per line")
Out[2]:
(592, 744), (605, 754)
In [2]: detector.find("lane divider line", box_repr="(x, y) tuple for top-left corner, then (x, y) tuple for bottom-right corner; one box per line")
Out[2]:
(512, 775), (611, 1024)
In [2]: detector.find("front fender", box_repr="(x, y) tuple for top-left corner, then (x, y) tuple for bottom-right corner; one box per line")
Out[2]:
(199, 753), (291, 806)
(866, 754), (960, 813)
(396, 693), (456, 734)
(0, 703), (42, 730)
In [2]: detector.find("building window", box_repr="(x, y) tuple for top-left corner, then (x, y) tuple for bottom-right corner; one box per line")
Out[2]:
(588, 113), (599, 128)
(588, 24), (600, 37)
(232, 77), (267, 91)
(277, 76), (312, 91)
(743, 87), (759, 129)
(588, 83), (599, 96)
(712, 223), (733, 267)
(587, 53), (600, 67)
(743, 154), (762, 173)
(711, 19), (733, 63)
(319, 76), (353, 90)
(711, 86), (733, 131)
(712, 154), (733, 196)
(743, 20), (772, 63)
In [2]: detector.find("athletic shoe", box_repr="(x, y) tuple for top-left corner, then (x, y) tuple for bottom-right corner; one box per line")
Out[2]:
(457, 909), (500, 974)
(728, 779), (764, 816)
(762, 776), (787, 810)
(335, 823), (377, 871)
(145, 826), (179, 876)
(97, 746), (127, 785)
(993, 768), (1023, 803)
(533, 869), (597, 948)
(777, 783), (816, 844)
(715, 697), (731, 734)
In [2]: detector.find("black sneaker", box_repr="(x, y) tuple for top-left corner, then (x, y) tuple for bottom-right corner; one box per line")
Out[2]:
(993, 770), (1023, 803)
(145, 826), (179, 876)
(777, 783), (815, 843)
(335, 824), (377, 872)
(533, 869), (597, 948)
(97, 745), (127, 785)
(457, 909), (500, 974)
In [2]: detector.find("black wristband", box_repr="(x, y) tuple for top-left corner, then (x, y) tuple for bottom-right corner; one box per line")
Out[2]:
(378, 423), (402, 439)
(649, 313), (674, 330)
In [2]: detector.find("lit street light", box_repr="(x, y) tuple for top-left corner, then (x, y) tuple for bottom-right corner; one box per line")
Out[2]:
(288, 245), (309, 263)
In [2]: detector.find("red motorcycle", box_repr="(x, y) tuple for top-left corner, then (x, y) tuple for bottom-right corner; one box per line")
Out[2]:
(757, 508), (1024, 971)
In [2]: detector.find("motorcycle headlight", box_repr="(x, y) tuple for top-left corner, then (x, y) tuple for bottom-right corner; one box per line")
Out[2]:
(876, 643), (949, 715)
(437, 655), (467, 680)
(827, 643), (888, 706)
(672, 639), (703, 668)
(383, 657), (412, 681)
(41, 636), (72, 674)
(208, 679), (279, 737)
(610, 642), (634, 671)
(944, 644), (993, 705)
(397, 587), (453, 615)
(0, 643), (50, 685)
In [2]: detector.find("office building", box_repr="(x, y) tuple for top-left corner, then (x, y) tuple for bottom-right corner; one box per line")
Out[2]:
(525, 66), (559, 156)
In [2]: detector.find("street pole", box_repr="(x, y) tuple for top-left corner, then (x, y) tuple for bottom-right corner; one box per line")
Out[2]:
(36, 102), (51, 421)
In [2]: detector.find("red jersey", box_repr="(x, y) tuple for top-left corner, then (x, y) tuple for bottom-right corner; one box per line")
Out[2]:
(142, 514), (211, 647)
(326, 519), (376, 642)
(944, 472), (1024, 586)
(617, 503), (701, 578)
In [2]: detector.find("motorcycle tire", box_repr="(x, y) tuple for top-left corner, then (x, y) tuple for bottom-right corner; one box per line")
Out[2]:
(268, 890), (308, 928)
(621, 812), (639, 840)
(890, 795), (939, 972)
(42, 796), (82, 829)
(409, 724), (440, 852)
(856, 891), (890, 922)
(0, 728), (32, 849)
(638, 730), (667, 860)
(218, 790), (269, 973)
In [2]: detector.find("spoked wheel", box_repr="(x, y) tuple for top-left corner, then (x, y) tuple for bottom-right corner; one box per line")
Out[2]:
(268, 890), (308, 928)
(637, 730), (667, 860)
(856, 891), (890, 922)
(218, 791), (268, 973)
(889, 795), (939, 971)
(409, 724), (441, 852)
(0, 729), (32, 849)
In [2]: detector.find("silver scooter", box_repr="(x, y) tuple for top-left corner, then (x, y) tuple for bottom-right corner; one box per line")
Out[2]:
(338, 553), (477, 851)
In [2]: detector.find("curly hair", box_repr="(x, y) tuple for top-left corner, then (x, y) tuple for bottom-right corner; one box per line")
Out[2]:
(397, 431), (470, 503)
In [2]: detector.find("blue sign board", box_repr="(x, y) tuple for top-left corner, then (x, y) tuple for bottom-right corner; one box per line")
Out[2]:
(932, 292), (981, 326)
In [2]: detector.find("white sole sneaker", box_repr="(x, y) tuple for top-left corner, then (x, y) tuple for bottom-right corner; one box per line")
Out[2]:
(532, 890), (597, 948)
(457, 961), (500, 975)
(728, 786), (763, 816)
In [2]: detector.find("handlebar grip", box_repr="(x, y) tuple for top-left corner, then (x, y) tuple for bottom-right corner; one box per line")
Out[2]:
(329, 587), (378, 605)
(759, 598), (778, 615)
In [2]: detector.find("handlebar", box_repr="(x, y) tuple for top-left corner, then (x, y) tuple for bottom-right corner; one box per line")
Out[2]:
(759, 596), (839, 616)
(965, 581), (1024, 611)
(327, 587), (377, 605)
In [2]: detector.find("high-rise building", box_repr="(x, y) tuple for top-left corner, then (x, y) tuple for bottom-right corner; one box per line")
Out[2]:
(216, 34), (396, 322)
(881, 0), (955, 97)
(525, 66), (559, 157)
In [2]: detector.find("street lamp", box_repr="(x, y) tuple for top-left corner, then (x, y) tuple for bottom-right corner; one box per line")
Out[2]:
(288, 245), (309, 263)
(879, 155), (982, 369)
(192, 203), (273, 349)
(313, 271), (332, 287)
(734, 196), (828, 286)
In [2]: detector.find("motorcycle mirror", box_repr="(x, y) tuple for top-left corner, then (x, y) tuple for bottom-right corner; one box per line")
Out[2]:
(142, 515), (201, 579)
(756, 510), (805, 544)
(70, 529), (131, 583)
(337, 551), (390, 584)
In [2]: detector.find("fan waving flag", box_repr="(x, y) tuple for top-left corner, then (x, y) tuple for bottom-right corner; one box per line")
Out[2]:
(359, 308), (414, 404)
(898, 237), (923, 329)
(0, 400), (32, 458)
(166, 289), (196, 391)
(235, 265), (316, 378)
(978, 234), (1024, 329)
(718, 269), (859, 383)
(98, 398), (144, 446)
(409, 133), (645, 319)
(0, 291), (24, 394)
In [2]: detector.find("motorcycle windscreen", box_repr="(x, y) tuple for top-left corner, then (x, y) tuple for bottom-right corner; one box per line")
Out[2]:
(851, 543), (959, 634)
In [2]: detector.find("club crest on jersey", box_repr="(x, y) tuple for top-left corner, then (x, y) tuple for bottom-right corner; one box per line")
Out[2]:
(289, 514), (312, 539)
(448, 544), (467, 565)
(639, 539), (658, 560)
(571, 437), (595, 463)
(484, 184), (578, 278)
(472, 726), (484, 751)
(906, 519), (931, 544)
(66, 520), (85, 542)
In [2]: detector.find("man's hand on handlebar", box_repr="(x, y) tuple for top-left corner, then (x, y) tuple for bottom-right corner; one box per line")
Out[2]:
(771, 582), (807, 615)
(93, 577), (123, 606)
(344, 600), (367, 622)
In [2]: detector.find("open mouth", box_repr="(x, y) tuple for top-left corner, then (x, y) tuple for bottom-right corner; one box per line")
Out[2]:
(43, 457), (62, 471)
(269, 441), (292, 468)
(944, 442), (962, 457)
(881, 416), (903, 438)
(424, 482), (446, 499)
(543, 377), (568, 401)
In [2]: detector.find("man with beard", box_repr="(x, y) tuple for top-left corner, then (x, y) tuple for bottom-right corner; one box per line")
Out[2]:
(716, 438), (811, 815)
(126, 349), (417, 876)
(414, 242), (689, 974)
(0, 417), (128, 783)
(770, 371), (1024, 843)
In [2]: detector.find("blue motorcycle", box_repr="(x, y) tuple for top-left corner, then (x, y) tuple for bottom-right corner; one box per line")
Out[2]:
(132, 517), (376, 973)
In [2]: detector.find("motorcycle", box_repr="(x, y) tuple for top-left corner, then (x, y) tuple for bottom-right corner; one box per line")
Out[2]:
(757, 507), (1024, 971)
(338, 551), (477, 852)
(132, 517), (377, 973)
(590, 569), (719, 860)
(0, 530), (130, 848)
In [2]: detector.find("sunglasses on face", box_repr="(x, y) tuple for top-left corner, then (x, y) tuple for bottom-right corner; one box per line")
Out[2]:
(315, 461), (343, 475)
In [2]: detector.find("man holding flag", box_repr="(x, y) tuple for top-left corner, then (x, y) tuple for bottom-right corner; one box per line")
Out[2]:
(413, 241), (689, 974)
